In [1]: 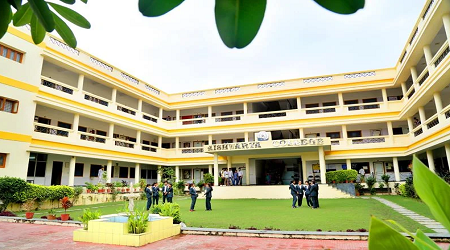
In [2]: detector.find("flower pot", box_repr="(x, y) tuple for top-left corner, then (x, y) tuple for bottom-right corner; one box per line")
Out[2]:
(47, 215), (56, 220)
(60, 214), (70, 221)
(332, 181), (336, 184)
(87, 190), (91, 193)
(98, 189), (104, 193)
(25, 212), (34, 219)
(345, 180), (349, 183)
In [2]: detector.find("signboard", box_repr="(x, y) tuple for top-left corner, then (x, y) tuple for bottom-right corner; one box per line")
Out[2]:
(255, 131), (270, 141)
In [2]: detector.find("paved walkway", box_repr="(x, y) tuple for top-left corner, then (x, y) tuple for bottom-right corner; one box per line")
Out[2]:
(372, 197), (449, 234)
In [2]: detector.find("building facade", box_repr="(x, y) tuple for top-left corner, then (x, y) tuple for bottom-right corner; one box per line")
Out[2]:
(1, 0), (450, 188)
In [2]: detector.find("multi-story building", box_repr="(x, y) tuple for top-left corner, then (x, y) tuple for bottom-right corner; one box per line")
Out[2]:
(1, 0), (449, 193)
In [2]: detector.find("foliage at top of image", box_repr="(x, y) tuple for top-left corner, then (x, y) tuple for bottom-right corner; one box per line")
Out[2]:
(368, 156), (450, 250)
(1, 0), (364, 49)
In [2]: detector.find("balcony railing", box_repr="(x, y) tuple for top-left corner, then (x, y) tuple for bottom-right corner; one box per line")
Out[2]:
(350, 136), (386, 145)
(412, 125), (423, 137)
(330, 139), (340, 145)
(417, 69), (429, 86)
(117, 104), (137, 116)
(142, 112), (158, 123)
(432, 41), (449, 68)
(41, 76), (75, 95)
(181, 147), (204, 154)
(214, 114), (242, 122)
(405, 84), (415, 99)
(181, 116), (206, 125)
(142, 144), (157, 152)
(305, 105), (338, 115)
(443, 104), (450, 119)
(34, 122), (71, 137)
(345, 102), (382, 111)
(114, 138), (135, 148)
(425, 114), (439, 129)
(79, 131), (107, 143)
(255, 110), (288, 119)
(84, 91), (109, 107)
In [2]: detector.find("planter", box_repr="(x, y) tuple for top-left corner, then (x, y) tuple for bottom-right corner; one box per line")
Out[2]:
(125, 188), (130, 193)
(47, 215), (57, 220)
(332, 181), (336, 184)
(61, 214), (70, 221)
(98, 189), (104, 193)
(355, 191), (360, 196)
(86, 189), (91, 193)
(25, 212), (34, 219)
(345, 180), (349, 183)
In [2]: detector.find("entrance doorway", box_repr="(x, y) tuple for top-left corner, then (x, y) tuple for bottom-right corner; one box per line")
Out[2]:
(255, 158), (301, 185)
(51, 161), (63, 185)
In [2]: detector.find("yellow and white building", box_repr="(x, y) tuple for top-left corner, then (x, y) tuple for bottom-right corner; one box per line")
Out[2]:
(1, 0), (450, 193)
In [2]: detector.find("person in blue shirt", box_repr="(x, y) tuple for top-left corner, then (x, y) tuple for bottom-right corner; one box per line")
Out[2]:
(167, 183), (174, 203)
(289, 180), (298, 208)
(152, 182), (160, 206)
(145, 184), (152, 210)
(233, 170), (239, 186)
(189, 183), (198, 212)
(204, 183), (213, 211)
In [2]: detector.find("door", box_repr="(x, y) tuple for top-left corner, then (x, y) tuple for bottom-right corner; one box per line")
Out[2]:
(51, 161), (63, 185)
(193, 169), (201, 182)
(374, 162), (384, 181)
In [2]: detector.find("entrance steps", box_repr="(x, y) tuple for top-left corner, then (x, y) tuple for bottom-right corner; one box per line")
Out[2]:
(206, 184), (353, 199)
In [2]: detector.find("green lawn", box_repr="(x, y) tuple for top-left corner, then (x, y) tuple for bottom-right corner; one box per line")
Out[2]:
(14, 197), (433, 233)
(379, 195), (435, 220)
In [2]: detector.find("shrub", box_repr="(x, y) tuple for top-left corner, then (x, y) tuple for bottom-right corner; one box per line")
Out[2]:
(73, 186), (83, 199)
(128, 209), (149, 234)
(378, 182), (385, 189)
(197, 180), (205, 189)
(381, 174), (390, 184)
(325, 172), (336, 183)
(85, 182), (98, 192)
(159, 203), (181, 224)
(365, 176), (376, 195)
(398, 184), (406, 196)
(175, 181), (185, 195)
(150, 204), (162, 214)
(60, 197), (73, 214)
(0, 211), (16, 217)
(325, 170), (357, 183)
(0, 177), (28, 211)
(404, 176), (418, 198)
(139, 179), (146, 190)
(79, 209), (101, 230)
(354, 183), (363, 195)
(203, 173), (214, 184)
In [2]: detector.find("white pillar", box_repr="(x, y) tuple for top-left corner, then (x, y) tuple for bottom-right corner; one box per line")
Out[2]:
(443, 14), (450, 43)
(208, 134), (213, 145)
(346, 159), (351, 170)
(245, 158), (250, 185)
(302, 158), (307, 183)
(393, 157), (400, 182)
(208, 106), (212, 118)
(418, 106), (427, 131)
(401, 82), (407, 98)
(410, 66), (419, 91)
(381, 88), (388, 104)
(445, 144), (450, 172)
(318, 146), (326, 183)
(175, 166), (180, 182)
(208, 164), (213, 175)
(243, 102), (248, 116)
(135, 163), (140, 184)
(68, 156), (76, 186)
(426, 150), (435, 173)
(434, 92), (444, 123)
(299, 128), (304, 138)
(423, 45), (434, 73)
(213, 153), (219, 186)
(296, 97), (301, 111)
(159, 108), (163, 120)
(175, 137), (179, 149)
(107, 160), (112, 183)
(136, 130), (141, 145)
(407, 117), (414, 134)
(77, 74), (84, 97)
(342, 125), (348, 145)
(108, 123), (114, 145)
(111, 89), (117, 103)
(72, 114), (80, 139)
(158, 136), (162, 149)
(157, 166), (162, 183)
(387, 121), (394, 145)
(137, 99), (143, 113)
(176, 109), (180, 121)
(338, 92), (344, 109)
(244, 132), (249, 142)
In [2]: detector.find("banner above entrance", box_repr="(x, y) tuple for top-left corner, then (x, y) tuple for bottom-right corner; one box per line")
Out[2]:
(204, 138), (331, 155)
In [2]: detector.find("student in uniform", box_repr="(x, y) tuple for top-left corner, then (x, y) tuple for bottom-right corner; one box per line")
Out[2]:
(238, 168), (244, 185)
(220, 169), (225, 186)
(166, 183), (174, 203)
(204, 183), (213, 211)
(233, 170), (239, 186)
(152, 182), (160, 206)
(297, 180), (304, 207)
(304, 181), (312, 207)
(224, 170), (229, 186)
(228, 169), (233, 186)
(289, 180), (298, 208)
(162, 181), (168, 203)
(145, 184), (152, 210)
(310, 180), (319, 209)
(189, 183), (198, 212)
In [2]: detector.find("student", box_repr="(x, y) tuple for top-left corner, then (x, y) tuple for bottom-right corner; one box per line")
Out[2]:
(289, 180), (298, 208)
(145, 184), (152, 210)
(224, 170), (229, 186)
(297, 180), (304, 207)
(204, 183), (213, 211)
(228, 169), (233, 186)
(162, 181), (168, 203)
(189, 183), (198, 212)
(152, 182), (160, 206)
(233, 170), (239, 186)
(97, 167), (104, 184)
(220, 169), (225, 186)
(238, 168), (244, 185)
(304, 181), (312, 207)
(167, 183), (174, 203)
(310, 180), (319, 209)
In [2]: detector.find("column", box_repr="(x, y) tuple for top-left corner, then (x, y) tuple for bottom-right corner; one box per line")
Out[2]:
(107, 160), (112, 183)
(159, 108), (163, 120)
(243, 102), (248, 116)
(158, 136), (162, 149)
(208, 134), (213, 145)
(423, 45), (434, 73)
(434, 92), (444, 122)
(245, 158), (250, 185)
(387, 121), (394, 145)
(175, 137), (179, 149)
(227, 156), (232, 170)
(302, 158), (307, 183)
(338, 92), (344, 110)
(407, 117), (414, 135)
(381, 88), (388, 105)
(213, 153), (219, 186)
(176, 109), (180, 121)
(393, 157), (400, 182)
(208, 164), (213, 175)
(208, 106), (212, 119)
(135, 163), (140, 184)
(108, 123), (114, 145)
(410, 66), (419, 91)
(342, 125), (348, 145)
(443, 14), (450, 43)
(426, 150), (435, 173)
(157, 166), (162, 183)
(137, 99), (143, 113)
(175, 166), (180, 182)
(346, 159), (351, 170)
(401, 82), (407, 99)
(318, 146), (326, 183)
(77, 74), (84, 97)
(111, 88), (117, 103)
(244, 132), (249, 142)
(72, 114), (80, 139)
(136, 130), (141, 147)
(68, 156), (76, 186)
(445, 144), (450, 172)
(299, 128), (304, 138)
(418, 106), (427, 131)
(296, 97), (301, 113)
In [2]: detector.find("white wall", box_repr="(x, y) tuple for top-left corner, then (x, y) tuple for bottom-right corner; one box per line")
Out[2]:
(116, 91), (138, 109)
(35, 105), (74, 126)
(83, 77), (112, 99)
(41, 61), (78, 88)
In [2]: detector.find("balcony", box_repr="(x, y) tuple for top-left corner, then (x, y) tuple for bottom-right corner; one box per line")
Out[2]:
(84, 91), (109, 107)
(34, 122), (71, 137)
(40, 76), (75, 95)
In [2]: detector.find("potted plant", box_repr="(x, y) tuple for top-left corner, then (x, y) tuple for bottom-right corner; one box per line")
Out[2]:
(114, 181), (123, 193)
(47, 209), (57, 220)
(354, 183), (363, 196)
(22, 199), (35, 219)
(60, 196), (73, 221)
(378, 182), (385, 193)
(365, 176), (376, 195)
(197, 180), (205, 191)
(97, 183), (105, 193)
(381, 174), (390, 194)
(85, 182), (98, 193)
(347, 170), (357, 183)
(133, 183), (141, 192)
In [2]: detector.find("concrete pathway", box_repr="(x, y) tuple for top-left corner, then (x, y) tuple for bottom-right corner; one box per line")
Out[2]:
(372, 197), (449, 234)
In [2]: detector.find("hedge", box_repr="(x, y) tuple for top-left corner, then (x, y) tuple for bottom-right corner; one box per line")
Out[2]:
(325, 170), (358, 183)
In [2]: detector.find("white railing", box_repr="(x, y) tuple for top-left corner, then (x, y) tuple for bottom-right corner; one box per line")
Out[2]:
(114, 138), (136, 148)
(250, 109), (296, 119)
(417, 68), (429, 86)
(117, 103), (137, 116)
(424, 113), (439, 129)
(40, 76), (76, 95)
(214, 114), (242, 122)
(304, 105), (338, 115)
(180, 147), (204, 154)
(405, 84), (416, 99)
(142, 111), (158, 123)
(441, 104), (450, 119)
(344, 102), (382, 111)
(350, 136), (387, 145)
(180, 116), (206, 125)
(33, 122), (72, 137)
(141, 144), (158, 152)
(412, 125), (423, 137)
(79, 131), (107, 143)
(330, 139), (340, 145)
(83, 91), (110, 107)
(432, 40), (449, 68)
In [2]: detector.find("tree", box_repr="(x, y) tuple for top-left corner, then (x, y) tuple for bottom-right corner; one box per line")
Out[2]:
(0, 0), (364, 49)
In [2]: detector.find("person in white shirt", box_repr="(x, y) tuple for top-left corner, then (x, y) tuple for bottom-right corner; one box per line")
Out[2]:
(97, 167), (104, 184)
(220, 169), (225, 186)
(359, 168), (365, 182)
(224, 170), (229, 186)
(227, 169), (233, 186)
(162, 181), (168, 203)
(238, 168), (244, 185)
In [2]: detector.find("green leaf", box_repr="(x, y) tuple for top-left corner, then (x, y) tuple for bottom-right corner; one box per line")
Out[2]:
(30, 13), (46, 44)
(59, 0), (75, 4)
(80, 0), (87, 3)
(313, 0), (364, 15)
(215, 0), (267, 49)
(0, 0), (13, 40)
(139, 0), (184, 17)
(13, 3), (32, 27)
(413, 156), (450, 231)
(28, 0), (55, 32)
(7, 0), (22, 10)
(368, 216), (418, 250)
(414, 229), (441, 250)
(52, 13), (76, 48)
(48, 2), (90, 28)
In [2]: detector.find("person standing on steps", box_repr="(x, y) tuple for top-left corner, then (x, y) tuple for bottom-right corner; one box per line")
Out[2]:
(145, 184), (152, 210)
(166, 183), (173, 203)
(189, 183), (198, 212)
(204, 183), (213, 211)
(297, 180), (305, 207)
(304, 181), (312, 207)
(289, 180), (298, 208)
(152, 182), (160, 206)
(162, 181), (168, 203)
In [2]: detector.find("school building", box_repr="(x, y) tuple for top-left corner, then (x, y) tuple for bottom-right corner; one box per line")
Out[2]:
(1, 0), (450, 198)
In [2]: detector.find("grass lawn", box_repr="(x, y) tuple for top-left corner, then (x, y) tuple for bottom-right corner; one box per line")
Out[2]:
(379, 195), (435, 220)
(13, 197), (433, 233)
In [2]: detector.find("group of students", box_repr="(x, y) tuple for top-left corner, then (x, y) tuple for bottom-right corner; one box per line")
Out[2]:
(188, 182), (213, 212)
(220, 168), (243, 186)
(289, 180), (319, 209)
(144, 181), (174, 210)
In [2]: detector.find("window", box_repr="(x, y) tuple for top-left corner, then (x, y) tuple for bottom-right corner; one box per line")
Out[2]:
(0, 44), (23, 63)
(305, 133), (320, 138)
(75, 163), (84, 177)
(222, 139), (233, 144)
(130, 167), (135, 178)
(90, 164), (103, 177)
(141, 169), (147, 179)
(27, 153), (47, 177)
(236, 138), (245, 142)
(347, 130), (362, 138)
(344, 100), (358, 105)
(0, 153), (6, 168)
(393, 127), (404, 135)
(57, 121), (72, 129)
(78, 126), (87, 132)
(149, 170), (157, 179)
(399, 160), (412, 172)
(119, 167), (128, 178)
(0, 96), (19, 113)
(323, 102), (336, 107)
(326, 132), (341, 139)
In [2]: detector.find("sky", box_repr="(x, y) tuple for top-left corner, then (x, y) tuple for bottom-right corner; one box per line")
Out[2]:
(67, 0), (425, 93)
